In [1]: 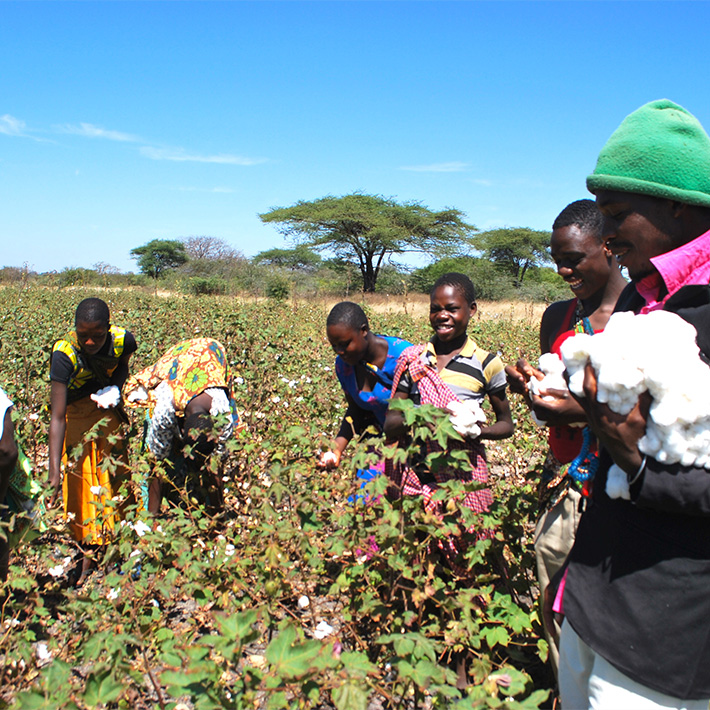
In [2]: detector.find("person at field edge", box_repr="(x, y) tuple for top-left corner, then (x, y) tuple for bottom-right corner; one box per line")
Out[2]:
(317, 302), (412, 499)
(549, 99), (710, 708)
(49, 298), (137, 584)
(384, 273), (514, 575)
(0, 387), (19, 582)
(124, 338), (241, 517)
(0, 387), (44, 582)
(505, 199), (626, 676)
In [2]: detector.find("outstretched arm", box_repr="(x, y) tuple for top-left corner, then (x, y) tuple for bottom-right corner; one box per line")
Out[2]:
(110, 351), (133, 391)
(0, 408), (18, 502)
(317, 393), (367, 470)
(479, 389), (514, 441)
(48, 381), (68, 504)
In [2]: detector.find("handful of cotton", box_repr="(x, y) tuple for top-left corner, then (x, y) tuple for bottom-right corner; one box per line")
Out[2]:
(527, 353), (570, 426)
(447, 399), (487, 439)
(90, 385), (121, 409)
(559, 310), (710, 497)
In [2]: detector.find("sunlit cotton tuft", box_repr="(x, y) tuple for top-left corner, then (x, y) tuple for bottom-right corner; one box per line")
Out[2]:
(560, 311), (710, 488)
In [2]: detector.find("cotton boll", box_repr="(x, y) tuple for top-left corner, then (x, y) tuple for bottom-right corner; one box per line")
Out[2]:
(559, 333), (594, 371)
(90, 385), (121, 409)
(639, 427), (662, 458)
(561, 310), (710, 469)
(531, 353), (569, 399)
(567, 370), (586, 398)
(681, 450), (698, 467)
(559, 333), (598, 398)
(539, 353), (566, 376)
(448, 400), (486, 438)
(606, 464), (631, 500)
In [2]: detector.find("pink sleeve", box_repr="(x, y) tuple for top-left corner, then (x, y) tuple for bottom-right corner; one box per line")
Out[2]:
(553, 567), (567, 614)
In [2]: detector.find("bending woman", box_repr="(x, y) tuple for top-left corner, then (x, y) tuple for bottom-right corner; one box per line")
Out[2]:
(124, 338), (240, 516)
(318, 302), (411, 494)
(48, 298), (136, 583)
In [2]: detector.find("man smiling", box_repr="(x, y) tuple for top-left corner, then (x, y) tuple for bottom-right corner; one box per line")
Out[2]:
(556, 100), (710, 708)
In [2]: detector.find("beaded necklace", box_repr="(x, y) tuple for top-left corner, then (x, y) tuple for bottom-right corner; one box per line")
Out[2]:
(566, 301), (599, 485)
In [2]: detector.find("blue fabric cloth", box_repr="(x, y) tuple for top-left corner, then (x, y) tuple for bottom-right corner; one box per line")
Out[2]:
(334, 334), (411, 428)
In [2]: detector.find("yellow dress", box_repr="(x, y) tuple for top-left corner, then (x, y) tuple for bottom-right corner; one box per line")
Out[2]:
(52, 326), (132, 544)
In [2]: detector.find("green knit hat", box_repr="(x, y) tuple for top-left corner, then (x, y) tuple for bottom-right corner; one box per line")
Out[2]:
(587, 99), (710, 208)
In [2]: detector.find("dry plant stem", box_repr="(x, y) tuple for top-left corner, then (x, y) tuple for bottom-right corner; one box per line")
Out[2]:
(142, 646), (167, 710)
(274, 599), (301, 623)
(340, 618), (369, 652)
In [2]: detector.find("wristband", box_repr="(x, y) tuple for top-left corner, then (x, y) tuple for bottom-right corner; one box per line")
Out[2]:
(628, 455), (647, 486)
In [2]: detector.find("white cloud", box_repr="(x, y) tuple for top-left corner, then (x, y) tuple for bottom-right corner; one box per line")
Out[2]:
(140, 146), (266, 165)
(471, 178), (493, 186)
(0, 114), (40, 139)
(173, 186), (237, 193)
(59, 122), (140, 142)
(399, 161), (470, 173)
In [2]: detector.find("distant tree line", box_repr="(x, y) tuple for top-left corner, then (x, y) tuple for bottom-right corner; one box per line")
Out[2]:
(2, 193), (570, 302)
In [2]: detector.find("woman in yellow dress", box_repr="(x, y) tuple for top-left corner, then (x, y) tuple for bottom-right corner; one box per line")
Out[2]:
(48, 298), (136, 583)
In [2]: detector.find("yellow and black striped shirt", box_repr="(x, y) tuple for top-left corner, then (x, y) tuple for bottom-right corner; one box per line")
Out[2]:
(397, 336), (506, 405)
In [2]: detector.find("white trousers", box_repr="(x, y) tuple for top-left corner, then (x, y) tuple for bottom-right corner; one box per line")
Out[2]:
(558, 620), (710, 710)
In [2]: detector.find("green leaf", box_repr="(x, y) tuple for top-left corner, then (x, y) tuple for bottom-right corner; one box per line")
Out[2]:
(216, 608), (259, 643)
(265, 623), (323, 679)
(536, 637), (549, 662)
(483, 624), (511, 649)
(332, 681), (369, 710)
(297, 508), (321, 531)
(83, 669), (125, 706)
(340, 650), (377, 678)
(489, 667), (529, 697)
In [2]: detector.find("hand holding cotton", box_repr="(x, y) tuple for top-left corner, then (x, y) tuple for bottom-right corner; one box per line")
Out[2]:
(90, 385), (121, 409)
(560, 310), (710, 479)
(527, 353), (570, 426)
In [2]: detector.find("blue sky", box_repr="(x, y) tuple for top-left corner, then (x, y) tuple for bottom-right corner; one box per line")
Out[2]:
(2, 1), (710, 274)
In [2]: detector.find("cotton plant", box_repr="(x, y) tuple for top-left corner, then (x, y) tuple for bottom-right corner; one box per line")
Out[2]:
(559, 310), (710, 498)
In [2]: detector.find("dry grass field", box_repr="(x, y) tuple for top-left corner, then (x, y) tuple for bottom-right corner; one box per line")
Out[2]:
(305, 292), (546, 326)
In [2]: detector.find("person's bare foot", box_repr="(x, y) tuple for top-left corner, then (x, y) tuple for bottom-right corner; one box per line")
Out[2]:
(73, 553), (96, 587)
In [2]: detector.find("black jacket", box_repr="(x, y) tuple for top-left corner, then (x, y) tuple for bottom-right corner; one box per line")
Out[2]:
(563, 282), (710, 699)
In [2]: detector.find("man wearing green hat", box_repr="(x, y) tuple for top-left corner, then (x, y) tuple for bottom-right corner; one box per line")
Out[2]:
(554, 99), (710, 707)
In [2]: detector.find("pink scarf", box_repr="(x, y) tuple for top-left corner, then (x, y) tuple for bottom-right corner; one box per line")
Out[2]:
(386, 344), (492, 576)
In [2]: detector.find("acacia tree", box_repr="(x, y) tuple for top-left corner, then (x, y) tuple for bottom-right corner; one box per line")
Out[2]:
(259, 193), (475, 292)
(130, 239), (188, 279)
(475, 227), (552, 287)
(253, 246), (322, 272)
